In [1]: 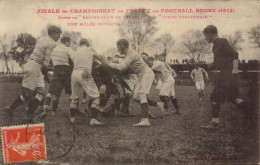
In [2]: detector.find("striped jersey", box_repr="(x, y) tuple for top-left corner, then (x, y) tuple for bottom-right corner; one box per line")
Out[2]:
(51, 44), (74, 66)
(29, 36), (56, 66)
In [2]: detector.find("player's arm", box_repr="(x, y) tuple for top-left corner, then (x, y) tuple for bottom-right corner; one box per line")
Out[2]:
(222, 39), (239, 72)
(172, 69), (177, 78)
(43, 46), (54, 67)
(190, 70), (195, 82)
(202, 68), (209, 80)
(42, 46), (55, 83)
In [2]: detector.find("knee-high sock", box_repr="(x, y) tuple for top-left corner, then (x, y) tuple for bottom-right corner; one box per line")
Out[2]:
(114, 98), (123, 111)
(140, 103), (149, 118)
(27, 98), (41, 120)
(9, 95), (25, 111)
(122, 95), (131, 114)
(147, 99), (157, 107)
(198, 92), (202, 98)
(100, 94), (106, 107)
(52, 99), (59, 111)
(160, 96), (169, 109)
(134, 98), (157, 107)
(212, 103), (220, 118)
(170, 97), (179, 110)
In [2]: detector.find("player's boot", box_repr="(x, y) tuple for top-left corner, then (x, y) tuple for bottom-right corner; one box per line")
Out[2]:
(41, 97), (52, 119)
(157, 102), (165, 113)
(69, 108), (77, 123)
(81, 98), (86, 104)
(148, 111), (156, 118)
(133, 118), (151, 127)
(90, 119), (105, 126)
(164, 108), (171, 116)
(200, 121), (219, 129)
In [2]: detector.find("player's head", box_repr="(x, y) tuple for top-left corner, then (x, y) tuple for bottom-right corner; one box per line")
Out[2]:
(61, 37), (71, 47)
(80, 38), (89, 47)
(203, 25), (218, 43)
(194, 64), (199, 70)
(116, 39), (129, 55)
(141, 52), (149, 64)
(147, 56), (155, 67)
(47, 25), (62, 42)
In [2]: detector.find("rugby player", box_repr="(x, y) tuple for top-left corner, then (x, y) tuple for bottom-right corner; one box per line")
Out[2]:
(96, 39), (155, 126)
(5, 25), (61, 123)
(201, 25), (248, 129)
(190, 65), (209, 101)
(147, 57), (180, 115)
(69, 38), (103, 126)
(41, 36), (74, 117)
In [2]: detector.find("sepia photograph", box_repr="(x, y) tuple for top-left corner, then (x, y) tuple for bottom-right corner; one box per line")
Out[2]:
(0, 0), (259, 164)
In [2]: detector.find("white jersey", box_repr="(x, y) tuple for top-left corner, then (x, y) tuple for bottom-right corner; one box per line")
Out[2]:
(29, 36), (56, 66)
(51, 44), (74, 66)
(73, 46), (97, 72)
(191, 67), (208, 82)
(151, 61), (173, 82)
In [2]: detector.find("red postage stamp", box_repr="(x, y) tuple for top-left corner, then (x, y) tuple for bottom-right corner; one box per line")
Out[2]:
(1, 123), (47, 164)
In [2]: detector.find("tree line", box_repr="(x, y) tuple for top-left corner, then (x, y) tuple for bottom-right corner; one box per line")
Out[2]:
(1, 9), (260, 74)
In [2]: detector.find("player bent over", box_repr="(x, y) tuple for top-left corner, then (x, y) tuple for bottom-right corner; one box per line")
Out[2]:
(41, 36), (74, 118)
(201, 25), (248, 129)
(147, 57), (180, 115)
(69, 38), (103, 126)
(96, 39), (155, 127)
(190, 65), (209, 101)
(6, 25), (61, 123)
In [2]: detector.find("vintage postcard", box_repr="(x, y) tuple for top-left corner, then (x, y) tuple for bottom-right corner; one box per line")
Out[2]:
(0, 0), (259, 164)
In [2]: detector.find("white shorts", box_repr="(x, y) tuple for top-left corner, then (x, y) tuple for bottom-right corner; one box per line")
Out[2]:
(134, 66), (154, 95)
(70, 69), (100, 100)
(22, 60), (45, 91)
(159, 79), (175, 97)
(195, 80), (205, 90)
(156, 79), (163, 90)
(124, 74), (137, 94)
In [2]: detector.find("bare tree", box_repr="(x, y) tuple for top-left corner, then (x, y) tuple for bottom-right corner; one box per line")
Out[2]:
(118, 9), (158, 53)
(248, 25), (260, 48)
(180, 30), (211, 63)
(154, 33), (175, 61)
(0, 34), (16, 74)
(223, 31), (244, 51)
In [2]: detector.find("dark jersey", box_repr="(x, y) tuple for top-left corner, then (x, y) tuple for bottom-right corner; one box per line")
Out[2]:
(212, 38), (238, 72)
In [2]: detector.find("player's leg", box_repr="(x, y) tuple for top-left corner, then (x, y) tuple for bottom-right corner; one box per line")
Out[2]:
(23, 62), (46, 123)
(200, 81), (205, 97)
(133, 68), (154, 127)
(26, 87), (45, 123)
(200, 85), (223, 129)
(6, 87), (33, 122)
(69, 71), (81, 123)
(99, 84), (107, 107)
(6, 61), (35, 120)
(81, 74), (104, 126)
(195, 81), (202, 100)
(169, 80), (180, 114)
(82, 91), (87, 104)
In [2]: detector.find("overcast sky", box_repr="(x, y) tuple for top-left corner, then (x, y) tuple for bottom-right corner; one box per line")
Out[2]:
(0, 0), (259, 61)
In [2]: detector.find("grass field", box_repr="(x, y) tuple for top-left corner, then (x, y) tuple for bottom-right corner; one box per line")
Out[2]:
(0, 82), (259, 164)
